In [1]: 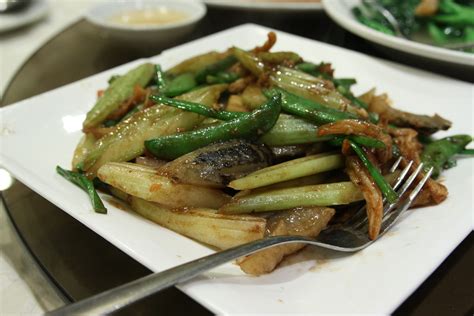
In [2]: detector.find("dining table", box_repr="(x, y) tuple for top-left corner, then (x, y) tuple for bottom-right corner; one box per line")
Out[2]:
(1, 2), (473, 315)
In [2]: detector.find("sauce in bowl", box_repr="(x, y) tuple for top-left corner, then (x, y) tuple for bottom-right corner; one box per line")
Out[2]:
(108, 8), (189, 26)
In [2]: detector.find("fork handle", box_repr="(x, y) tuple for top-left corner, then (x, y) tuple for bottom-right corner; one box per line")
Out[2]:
(46, 235), (304, 316)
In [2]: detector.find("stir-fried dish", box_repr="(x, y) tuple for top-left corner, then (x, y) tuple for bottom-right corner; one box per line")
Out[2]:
(58, 32), (473, 275)
(353, 0), (474, 53)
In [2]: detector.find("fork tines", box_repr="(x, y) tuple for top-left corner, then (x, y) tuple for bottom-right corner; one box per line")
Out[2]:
(350, 159), (433, 235)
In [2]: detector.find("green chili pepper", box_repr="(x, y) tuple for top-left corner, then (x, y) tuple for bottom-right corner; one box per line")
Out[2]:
(265, 88), (357, 125)
(194, 55), (238, 84)
(162, 72), (197, 97)
(349, 141), (399, 203)
(145, 94), (282, 160)
(56, 166), (107, 214)
(421, 134), (472, 178)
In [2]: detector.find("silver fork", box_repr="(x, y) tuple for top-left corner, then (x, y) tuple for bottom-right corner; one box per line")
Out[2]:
(46, 160), (433, 316)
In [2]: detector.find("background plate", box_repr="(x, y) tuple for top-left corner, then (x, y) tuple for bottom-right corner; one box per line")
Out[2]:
(0, 24), (472, 314)
(322, 0), (474, 66)
(0, 0), (49, 33)
(203, 0), (322, 11)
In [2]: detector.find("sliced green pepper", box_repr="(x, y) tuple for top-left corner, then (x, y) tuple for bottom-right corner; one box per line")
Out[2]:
(421, 134), (472, 178)
(145, 94), (282, 160)
(265, 88), (357, 125)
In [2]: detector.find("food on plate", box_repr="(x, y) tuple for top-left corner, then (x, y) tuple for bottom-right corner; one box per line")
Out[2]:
(58, 32), (473, 274)
(353, 0), (474, 53)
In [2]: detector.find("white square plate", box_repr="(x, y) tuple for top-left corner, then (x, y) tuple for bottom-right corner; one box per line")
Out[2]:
(0, 24), (472, 314)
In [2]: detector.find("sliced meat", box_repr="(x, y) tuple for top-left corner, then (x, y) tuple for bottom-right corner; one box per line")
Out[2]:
(369, 93), (451, 135)
(390, 127), (423, 164)
(238, 207), (335, 275)
(390, 127), (448, 206)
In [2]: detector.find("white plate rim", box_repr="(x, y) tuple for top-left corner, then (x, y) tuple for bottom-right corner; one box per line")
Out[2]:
(322, 0), (474, 66)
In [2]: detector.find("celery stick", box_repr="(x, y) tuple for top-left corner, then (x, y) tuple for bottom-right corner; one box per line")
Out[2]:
(229, 152), (344, 190)
(221, 181), (364, 214)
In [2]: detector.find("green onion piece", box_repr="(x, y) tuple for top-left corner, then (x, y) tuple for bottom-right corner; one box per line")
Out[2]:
(330, 135), (386, 149)
(56, 166), (107, 214)
(460, 149), (474, 155)
(349, 141), (398, 203)
(151, 94), (242, 121)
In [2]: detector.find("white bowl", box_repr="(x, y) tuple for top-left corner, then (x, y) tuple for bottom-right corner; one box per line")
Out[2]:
(85, 0), (206, 48)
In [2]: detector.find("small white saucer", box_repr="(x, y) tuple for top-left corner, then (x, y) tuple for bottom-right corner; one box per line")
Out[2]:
(0, 0), (49, 33)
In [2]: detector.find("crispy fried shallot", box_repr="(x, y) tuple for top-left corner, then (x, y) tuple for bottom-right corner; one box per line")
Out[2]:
(252, 31), (277, 54)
